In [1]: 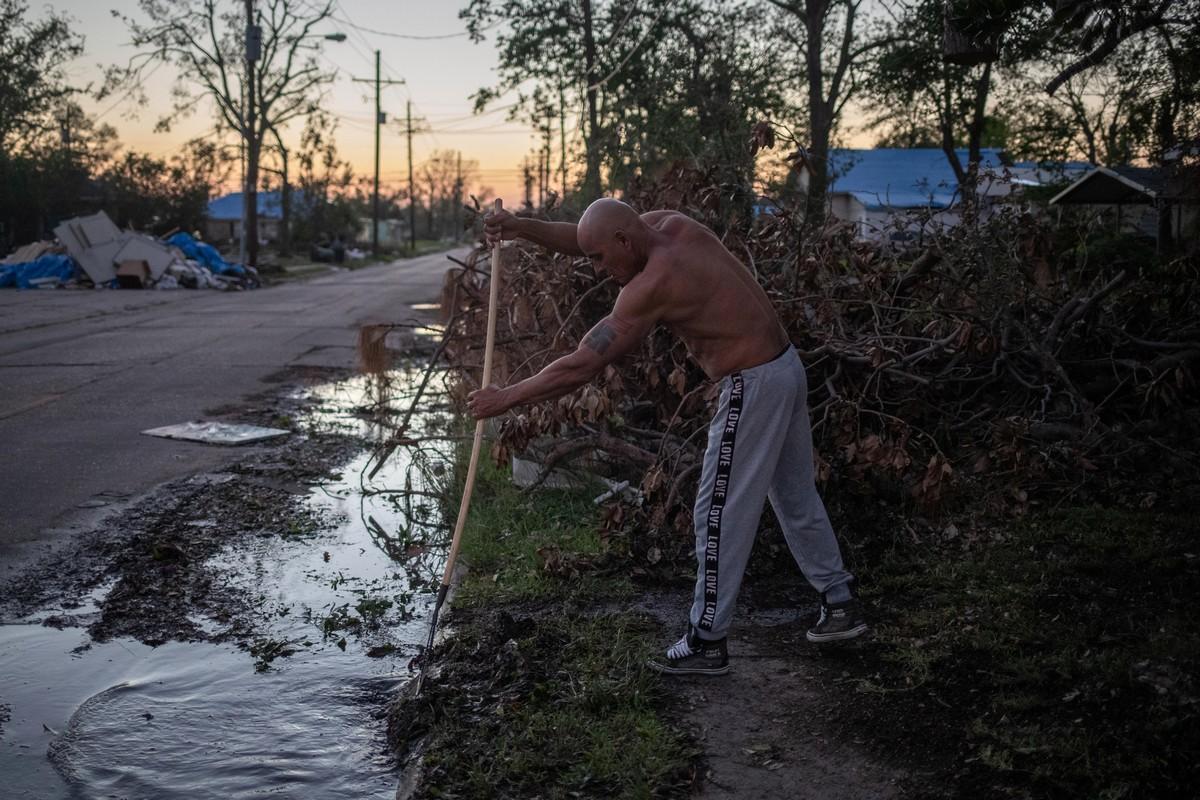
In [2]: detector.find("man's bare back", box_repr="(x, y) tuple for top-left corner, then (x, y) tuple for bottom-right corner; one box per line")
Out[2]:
(630, 211), (788, 379)
(467, 198), (789, 418)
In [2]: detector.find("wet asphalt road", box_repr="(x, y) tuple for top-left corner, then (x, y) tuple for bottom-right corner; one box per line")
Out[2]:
(0, 248), (468, 571)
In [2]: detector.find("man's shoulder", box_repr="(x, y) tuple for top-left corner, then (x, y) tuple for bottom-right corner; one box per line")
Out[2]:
(640, 209), (688, 227)
(614, 265), (669, 318)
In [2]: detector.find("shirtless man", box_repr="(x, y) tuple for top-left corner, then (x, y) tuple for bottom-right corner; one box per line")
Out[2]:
(468, 198), (866, 676)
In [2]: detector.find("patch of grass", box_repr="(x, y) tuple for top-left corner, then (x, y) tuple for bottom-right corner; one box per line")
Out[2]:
(390, 612), (695, 800)
(451, 455), (632, 607)
(858, 506), (1200, 798)
(390, 436), (693, 798)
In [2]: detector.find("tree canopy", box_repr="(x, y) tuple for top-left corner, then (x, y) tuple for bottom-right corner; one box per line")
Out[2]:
(0, 0), (83, 154)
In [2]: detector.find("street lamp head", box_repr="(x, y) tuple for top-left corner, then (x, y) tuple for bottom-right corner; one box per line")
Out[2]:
(285, 31), (346, 44)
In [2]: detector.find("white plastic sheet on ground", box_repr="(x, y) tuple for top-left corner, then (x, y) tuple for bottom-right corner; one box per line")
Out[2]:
(141, 422), (290, 445)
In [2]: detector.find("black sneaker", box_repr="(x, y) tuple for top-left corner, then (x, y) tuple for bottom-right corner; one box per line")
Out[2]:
(647, 626), (730, 676)
(806, 595), (868, 642)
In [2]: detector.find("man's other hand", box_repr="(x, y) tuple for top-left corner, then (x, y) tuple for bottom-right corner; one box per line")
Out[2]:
(467, 384), (509, 419)
(484, 208), (520, 245)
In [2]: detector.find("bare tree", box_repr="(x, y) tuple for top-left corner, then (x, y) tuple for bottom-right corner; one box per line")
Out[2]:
(418, 150), (479, 240)
(107, 0), (337, 266)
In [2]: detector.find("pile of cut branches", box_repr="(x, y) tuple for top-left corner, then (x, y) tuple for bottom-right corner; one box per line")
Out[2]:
(443, 165), (1200, 566)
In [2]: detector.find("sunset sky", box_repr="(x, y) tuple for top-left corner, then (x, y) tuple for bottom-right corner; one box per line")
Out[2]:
(58, 0), (873, 207)
(63, 0), (543, 207)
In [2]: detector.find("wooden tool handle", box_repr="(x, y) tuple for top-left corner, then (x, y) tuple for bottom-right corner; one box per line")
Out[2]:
(440, 198), (503, 588)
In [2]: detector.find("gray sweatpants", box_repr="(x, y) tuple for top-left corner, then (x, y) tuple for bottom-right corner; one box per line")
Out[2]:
(690, 346), (854, 639)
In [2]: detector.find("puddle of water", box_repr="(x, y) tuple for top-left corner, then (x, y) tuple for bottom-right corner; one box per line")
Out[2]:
(14, 578), (117, 626)
(297, 366), (453, 443)
(0, 367), (455, 799)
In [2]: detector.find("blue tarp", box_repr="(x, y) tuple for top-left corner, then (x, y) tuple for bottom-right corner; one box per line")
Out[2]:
(165, 232), (245, 275)
(0, 254), (78, 289)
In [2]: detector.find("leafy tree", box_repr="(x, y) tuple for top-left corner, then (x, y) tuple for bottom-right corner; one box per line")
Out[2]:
(291, 111), (358, 246)
(601, 1), (785, 199)
(865, 0), (1004, 195)
(0, 100), (119, 249)
(109, 0), (338, 265)
(461, 0), (610, 199)
(942, 0), (1199, 162)
(766, 0), (893, 221)
(996, 43), (1158, 165)
(461, 0), (788, 207)
(99, 139), (230, 234)
(0, 0), (83, 154)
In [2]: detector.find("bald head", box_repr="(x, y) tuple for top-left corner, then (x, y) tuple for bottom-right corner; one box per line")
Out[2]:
(576, 198), (654, 284)
(578, 198), (643, 248)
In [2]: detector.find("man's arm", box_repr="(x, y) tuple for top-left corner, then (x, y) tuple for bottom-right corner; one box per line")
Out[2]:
(467, 281), (659, 418)
(485, 209), (584, 256)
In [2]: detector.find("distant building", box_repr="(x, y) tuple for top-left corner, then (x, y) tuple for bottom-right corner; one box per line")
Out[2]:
(359, 218), (409, 250)
(1049, 164), (1199, 248)
(797, 148), (1089, 240)
(204, 191), (289, 245)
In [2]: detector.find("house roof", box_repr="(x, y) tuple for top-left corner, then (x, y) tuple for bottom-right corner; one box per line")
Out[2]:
(1049, 166), (1164, 205)
(826, 148), (1009, 210)
(206, 191), (288, 221)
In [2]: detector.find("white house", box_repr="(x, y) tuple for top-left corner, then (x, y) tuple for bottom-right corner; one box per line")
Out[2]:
(798, 148), (1088, 241)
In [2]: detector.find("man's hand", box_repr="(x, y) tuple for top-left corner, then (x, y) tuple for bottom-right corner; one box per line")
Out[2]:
(467, 384), (510, 419)
(484, 208), (521, 245)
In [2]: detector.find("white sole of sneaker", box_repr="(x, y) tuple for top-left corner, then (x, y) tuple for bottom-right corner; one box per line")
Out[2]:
(647, 660), (731, 676)
(806, 623), (868, 642)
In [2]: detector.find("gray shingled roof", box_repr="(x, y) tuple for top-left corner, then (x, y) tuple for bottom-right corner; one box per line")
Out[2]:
(1050, 166), (1164, 205)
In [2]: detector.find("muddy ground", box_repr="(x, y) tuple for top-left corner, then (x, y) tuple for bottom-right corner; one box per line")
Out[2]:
(0, 364), (380, 650)
(387, 594), (912, 800)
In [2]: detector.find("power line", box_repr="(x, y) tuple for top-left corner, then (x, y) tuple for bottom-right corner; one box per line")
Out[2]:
(422, 128), (532, 136)
(420, 102), (520, 125)
(94, 61), (166, 121)
(330, 14), (497, 40)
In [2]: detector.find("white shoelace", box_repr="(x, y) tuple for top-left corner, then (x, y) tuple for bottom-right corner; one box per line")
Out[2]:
(666, 635), (693, 660)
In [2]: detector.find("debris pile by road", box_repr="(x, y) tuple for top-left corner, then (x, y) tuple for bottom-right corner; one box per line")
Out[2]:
(0, 211), (259, 291)
(444, 164), (1199, 569)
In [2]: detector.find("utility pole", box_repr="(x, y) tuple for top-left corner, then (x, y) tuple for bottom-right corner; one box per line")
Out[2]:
(544, 107), (554, 204)
(454, 151), (462, 242)
(558, 84), (567, 199)
(239, 98), (246, 266)
(537, 146), (544, 209)
(59, 107), (72, 159)
(403, 101), (419, 252)
(352, 51), (403, 257)
(242, 0), (261, 267)
(522, 158), (533, 210)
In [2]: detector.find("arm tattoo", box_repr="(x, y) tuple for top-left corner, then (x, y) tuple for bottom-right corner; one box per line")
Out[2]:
(583, 322), (617, 355)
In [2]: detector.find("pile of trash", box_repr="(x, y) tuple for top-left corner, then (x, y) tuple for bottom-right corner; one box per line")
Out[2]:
(0, 211), (259, 291)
